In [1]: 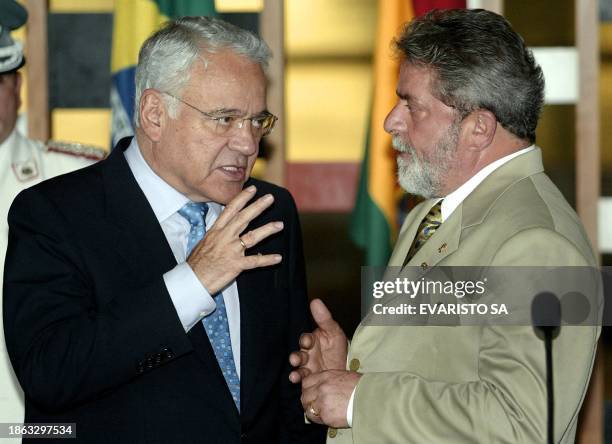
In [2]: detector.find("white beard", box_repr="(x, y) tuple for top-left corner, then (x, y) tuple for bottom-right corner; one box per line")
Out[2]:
(393, 122), (460, 198)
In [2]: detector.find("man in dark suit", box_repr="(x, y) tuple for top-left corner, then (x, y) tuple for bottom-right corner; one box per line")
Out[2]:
(4, 17), (321, 443)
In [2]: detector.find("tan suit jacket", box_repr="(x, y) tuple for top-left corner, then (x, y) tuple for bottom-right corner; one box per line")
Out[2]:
(329, 148), (600, 443)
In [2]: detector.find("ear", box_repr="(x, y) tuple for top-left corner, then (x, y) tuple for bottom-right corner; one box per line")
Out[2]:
(463, 109), (496, 152)
(139, 89), (166, 142)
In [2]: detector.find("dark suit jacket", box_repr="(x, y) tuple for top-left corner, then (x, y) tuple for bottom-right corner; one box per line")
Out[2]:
(3, 138), (324, 443)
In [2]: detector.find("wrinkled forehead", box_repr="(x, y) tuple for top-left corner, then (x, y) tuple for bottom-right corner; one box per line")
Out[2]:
(183, 51), (267, 110)
(397, 61), (439, 100)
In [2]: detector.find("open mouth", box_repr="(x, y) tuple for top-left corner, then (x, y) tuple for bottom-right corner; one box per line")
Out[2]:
(219, 165), (247, 180)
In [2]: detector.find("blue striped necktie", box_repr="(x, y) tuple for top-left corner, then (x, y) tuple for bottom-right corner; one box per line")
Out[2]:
(178, 202), (241, 410)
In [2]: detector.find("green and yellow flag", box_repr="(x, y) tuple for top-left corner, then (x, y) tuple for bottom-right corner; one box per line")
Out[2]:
(110, 0), (217, 146)
(350, 0), (466, 265)
(349, 0), (414, 266)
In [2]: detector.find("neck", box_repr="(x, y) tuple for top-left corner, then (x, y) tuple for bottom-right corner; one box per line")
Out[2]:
(441, 128), (530, 196)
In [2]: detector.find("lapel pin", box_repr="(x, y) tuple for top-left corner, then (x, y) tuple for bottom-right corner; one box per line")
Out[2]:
(438, 243), (447, 253)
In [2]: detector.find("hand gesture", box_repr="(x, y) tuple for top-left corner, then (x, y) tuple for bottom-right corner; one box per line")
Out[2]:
(289, 299), (348, 383)
(188, 185), (283, 295)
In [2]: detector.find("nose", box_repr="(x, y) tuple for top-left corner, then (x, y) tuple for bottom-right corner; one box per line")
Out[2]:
(383, 103), (406, 135)
(228, 123), (259, 156)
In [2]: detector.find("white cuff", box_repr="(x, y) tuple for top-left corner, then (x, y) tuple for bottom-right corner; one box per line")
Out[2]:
(346, 386), (356, 427)
(164, 262), (216, 332)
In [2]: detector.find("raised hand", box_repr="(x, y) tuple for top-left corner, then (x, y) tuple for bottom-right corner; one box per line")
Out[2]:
(288, 299), (348, 384)
(188, 185), (283, 295)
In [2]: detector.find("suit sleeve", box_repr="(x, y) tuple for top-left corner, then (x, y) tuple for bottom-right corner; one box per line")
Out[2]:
(276, 190), (327, 444)
(3, 189), (193, 412)
(350, 228), (599, 443)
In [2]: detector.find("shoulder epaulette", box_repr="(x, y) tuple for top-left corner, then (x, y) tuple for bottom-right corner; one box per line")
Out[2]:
(45, 140), (107, 161)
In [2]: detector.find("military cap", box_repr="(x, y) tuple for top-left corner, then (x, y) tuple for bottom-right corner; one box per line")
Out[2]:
(0, 0), (28, 74)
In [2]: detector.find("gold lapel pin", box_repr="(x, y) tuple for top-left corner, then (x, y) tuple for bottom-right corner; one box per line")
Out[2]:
(438, 243), (448, 253)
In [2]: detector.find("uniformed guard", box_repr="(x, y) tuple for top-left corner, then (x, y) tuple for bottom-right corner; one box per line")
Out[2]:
(0, 0), (105, 429)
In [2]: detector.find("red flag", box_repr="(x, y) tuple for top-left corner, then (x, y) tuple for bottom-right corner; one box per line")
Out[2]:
(413, 0), (466, 17)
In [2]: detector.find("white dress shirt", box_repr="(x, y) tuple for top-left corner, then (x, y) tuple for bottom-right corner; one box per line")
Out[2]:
(124, 138), (241, 376)
(346, 144), (535, 426)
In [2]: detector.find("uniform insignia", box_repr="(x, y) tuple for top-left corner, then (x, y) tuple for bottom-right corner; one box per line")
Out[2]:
(45, 140), (107, 161)
(12, 159), (39, 182)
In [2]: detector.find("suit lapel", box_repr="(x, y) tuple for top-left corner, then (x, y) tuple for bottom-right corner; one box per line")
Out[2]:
(390, 198), (461, 271)
(359, 149), (545, 326)
(187, 322), (239, 416)
(237, 248), (270, 416)
(101, 140), (238, 415)
(388, 200), (433, 266)
(101, 142), (176, 275)
(405, 206), (461, 269)
(402, 148), (545, 269)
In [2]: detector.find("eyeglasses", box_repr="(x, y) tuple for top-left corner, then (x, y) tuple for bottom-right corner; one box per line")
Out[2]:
(162, 92), (278, 137)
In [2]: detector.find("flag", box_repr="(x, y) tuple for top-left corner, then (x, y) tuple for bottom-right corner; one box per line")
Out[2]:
(349, 0), (414, 267)
(111, 0), (217, 147)
(349, 0), (465, 266)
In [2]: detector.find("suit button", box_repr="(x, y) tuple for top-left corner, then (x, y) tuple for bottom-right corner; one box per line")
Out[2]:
(328, 428), (337, 438)
(163, 348), (174, 359)
(240, 432), (247, 440)
(421, 262), (429, 269)
(349, 358), (360, 372)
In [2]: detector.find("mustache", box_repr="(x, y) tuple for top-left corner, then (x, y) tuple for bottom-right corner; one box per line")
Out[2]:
(391, 136), (412, 153)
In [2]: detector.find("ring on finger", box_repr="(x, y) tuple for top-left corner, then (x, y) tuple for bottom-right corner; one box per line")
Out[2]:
(239, 238), (247, 250)
(308, 402), (320, 417)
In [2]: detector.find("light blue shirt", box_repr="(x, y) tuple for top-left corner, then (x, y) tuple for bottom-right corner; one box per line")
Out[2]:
(124, 138), (241, 376)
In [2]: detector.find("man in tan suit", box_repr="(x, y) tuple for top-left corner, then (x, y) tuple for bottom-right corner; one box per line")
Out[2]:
(289, 9), (599, 443)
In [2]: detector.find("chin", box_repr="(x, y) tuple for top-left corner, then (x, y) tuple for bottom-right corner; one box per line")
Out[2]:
(209, 182), (249, 205)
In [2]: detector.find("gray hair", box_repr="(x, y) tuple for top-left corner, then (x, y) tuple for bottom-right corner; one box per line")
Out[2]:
(134, 16), (271, 127)
(394, 9), (544, 143)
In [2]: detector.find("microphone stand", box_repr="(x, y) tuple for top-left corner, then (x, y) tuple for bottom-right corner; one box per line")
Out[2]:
(531, 292), (560, 444)
(542, 326), (554, 444)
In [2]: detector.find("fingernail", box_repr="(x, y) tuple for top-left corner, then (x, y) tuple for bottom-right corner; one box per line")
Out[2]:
(274, 221), (284, 229)
(274, 254), (282, 262)
(246, 185), (256, 192)
(264, 194), (274, 203)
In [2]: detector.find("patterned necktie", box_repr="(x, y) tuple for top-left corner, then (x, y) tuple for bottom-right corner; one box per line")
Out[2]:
(403, 200), (443, 266)
(178, 202), (241, 411)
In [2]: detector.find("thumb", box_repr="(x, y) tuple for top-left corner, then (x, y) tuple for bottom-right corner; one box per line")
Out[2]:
(310, 299), (340, 332)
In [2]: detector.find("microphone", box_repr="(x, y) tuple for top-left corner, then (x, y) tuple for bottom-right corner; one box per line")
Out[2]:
(531, 291), (561, 444)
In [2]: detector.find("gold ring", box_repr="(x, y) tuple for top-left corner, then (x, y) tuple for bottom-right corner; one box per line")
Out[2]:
(308, 402), (320, 417)
(239, 238), (247, 250)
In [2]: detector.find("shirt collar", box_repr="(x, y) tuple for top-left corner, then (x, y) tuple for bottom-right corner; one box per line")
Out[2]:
(124, 138), (224, 224)
(440, 145), (535, 222)
(124, 138), (190, 223)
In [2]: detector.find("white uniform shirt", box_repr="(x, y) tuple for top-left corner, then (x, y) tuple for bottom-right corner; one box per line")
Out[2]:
(0, 129), (99, 426)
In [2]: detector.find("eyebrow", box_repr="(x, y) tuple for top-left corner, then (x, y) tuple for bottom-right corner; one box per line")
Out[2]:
(396, 90), (414, 102)
(207, 107), (271, 117)
(207, 107), (244, 116)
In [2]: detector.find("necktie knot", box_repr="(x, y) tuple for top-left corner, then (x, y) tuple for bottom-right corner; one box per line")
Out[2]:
(178, 202), (209, 229)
